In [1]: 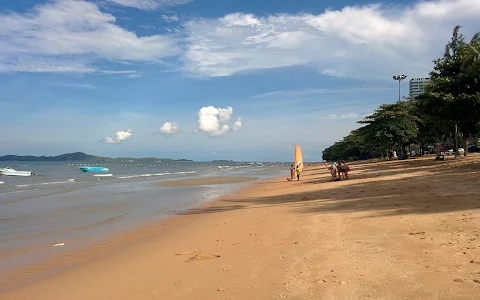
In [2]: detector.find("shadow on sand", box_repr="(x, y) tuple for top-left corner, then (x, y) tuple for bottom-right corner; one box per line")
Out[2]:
(178, 155), (480, 218)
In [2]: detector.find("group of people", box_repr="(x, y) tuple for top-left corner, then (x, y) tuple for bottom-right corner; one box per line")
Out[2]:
(325, 160), (350, 182)
(289, 165), (301, 181)
(288, 160), (350, 182)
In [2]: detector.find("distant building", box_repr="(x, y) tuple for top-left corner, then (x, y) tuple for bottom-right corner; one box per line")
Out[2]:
(409, 77), (430, 98)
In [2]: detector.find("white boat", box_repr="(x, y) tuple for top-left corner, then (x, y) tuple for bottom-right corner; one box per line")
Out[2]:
(0, 167), (34, 176)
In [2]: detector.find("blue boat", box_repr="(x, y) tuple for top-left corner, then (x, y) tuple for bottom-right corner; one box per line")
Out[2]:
(79, 166), (109, 173)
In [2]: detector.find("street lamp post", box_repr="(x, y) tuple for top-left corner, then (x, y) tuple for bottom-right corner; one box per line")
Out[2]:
(393, 75), (407, 101)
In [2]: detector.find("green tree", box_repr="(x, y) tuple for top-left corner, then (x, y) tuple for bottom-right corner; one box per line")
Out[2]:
(416, 26), (480, 156)
(358, 101), (419, 159)
(322, 127), (378, 161)
(410, 97), (448, 154)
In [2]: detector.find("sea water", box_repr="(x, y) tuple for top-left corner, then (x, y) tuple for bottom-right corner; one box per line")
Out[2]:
(0, 161), (288, 274)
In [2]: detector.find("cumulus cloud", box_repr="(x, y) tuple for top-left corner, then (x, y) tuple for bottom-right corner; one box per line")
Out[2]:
(233, 118), (243, 131)
(104, 130), (133, 144)
(327, 113), (359, 120)
(2, 0), (479, 80)
(0, 0), (179, 73)
(182, 0), (480, 79)
(107, 0), (192, 10)
(158, 122), (180, 135)
(197, 106), (242, 136)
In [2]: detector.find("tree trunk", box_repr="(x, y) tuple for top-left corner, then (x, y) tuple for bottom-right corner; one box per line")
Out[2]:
(398, 143), (406, 159)
(464, 138), (469, 156)
(455, 123), (459, 160)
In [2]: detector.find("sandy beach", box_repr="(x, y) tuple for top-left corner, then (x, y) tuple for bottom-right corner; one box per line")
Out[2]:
(2, 155), (480, 299)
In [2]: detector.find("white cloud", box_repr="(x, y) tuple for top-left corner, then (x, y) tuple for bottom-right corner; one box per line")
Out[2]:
(182, 0), (480, 79)
(197, 106), (242, 136)
(107, 0), (192, 10)
(158, 122), (180, 135)
(162, 15), (180, 23)
(104, 130), (133, 144)
(232, 118), (243, 131)
(126, 73), (143, 78)
(327, 113), (359, 120)
(253, 89), (330, 99)
(252, 87), (396, 98)
(327, 114), (337, 120)
(51, 83), (96, 89)
(0, 0), (179, 73)
(3, 0), (478, 80)
(0, 59), (97, 73)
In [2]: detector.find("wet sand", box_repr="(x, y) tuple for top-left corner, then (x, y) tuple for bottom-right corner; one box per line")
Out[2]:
(1, 155), (480, 299)
(159, 176), (258, 187)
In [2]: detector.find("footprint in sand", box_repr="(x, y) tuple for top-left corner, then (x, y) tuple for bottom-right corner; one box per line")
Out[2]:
(470, 259), (480, 264)
(175, 251), (221, 262)
(186, 252), (221, 262)
(409, 232), (426, 235)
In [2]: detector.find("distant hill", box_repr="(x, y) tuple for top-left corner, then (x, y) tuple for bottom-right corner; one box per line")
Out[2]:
(0, 152), (192, 162)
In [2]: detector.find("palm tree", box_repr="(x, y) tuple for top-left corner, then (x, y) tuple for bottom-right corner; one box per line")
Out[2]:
(467, 33), (480, 62)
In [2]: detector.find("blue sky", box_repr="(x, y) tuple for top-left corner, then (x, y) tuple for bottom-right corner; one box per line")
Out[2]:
(1, 0), (479, 162)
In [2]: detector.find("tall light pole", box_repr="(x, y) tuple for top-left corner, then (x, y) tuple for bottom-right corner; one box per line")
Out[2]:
(393, 75), (407, 101)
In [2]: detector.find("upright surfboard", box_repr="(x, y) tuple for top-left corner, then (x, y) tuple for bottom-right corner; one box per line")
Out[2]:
(294, 144), (303, 172)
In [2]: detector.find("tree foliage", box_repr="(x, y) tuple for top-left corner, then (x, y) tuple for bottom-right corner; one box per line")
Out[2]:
(323, 25), (480, 161)
(358, 101), (419, 159)
(416, 25), (480, 154)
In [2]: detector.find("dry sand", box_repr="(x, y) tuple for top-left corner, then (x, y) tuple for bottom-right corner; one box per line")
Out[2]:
(2, 154), (480, 299)
(159, 176), (258, 187)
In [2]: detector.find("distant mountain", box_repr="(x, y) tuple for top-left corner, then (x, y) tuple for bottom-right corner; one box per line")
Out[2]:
(0, 152), (192, 162)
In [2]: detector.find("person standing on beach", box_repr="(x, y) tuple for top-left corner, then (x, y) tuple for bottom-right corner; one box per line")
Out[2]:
(290, 165), (295, 180)
(296, 165), (301, 181)
(325, 161), (337, 181)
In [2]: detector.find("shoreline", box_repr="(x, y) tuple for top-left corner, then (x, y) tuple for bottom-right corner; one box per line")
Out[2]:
(0, 172), (286, 291)
(1, 157), (480, 299)
(158, 176), (259, 187)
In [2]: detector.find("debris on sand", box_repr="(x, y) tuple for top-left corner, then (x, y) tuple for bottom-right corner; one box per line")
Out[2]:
(186, 252), (220, 262)
(409, 232), (425, 235)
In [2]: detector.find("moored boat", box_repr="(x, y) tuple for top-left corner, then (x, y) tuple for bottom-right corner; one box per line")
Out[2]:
(79, 166), (109, 172)
(0, 167), (34, 176)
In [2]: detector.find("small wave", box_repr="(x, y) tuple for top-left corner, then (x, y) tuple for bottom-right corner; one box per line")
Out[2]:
(93, 174), (113, 177)
(0, 189), (40, 196)
(15, 179), (75, 188)
(117, 171), (195, 179)
(117, 172), (170, 179)
(0, 181), (4, 184)
(173, 171), (196, 175)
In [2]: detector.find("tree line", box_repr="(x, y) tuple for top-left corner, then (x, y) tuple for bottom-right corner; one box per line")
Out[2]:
(322, 26), (480, 162)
